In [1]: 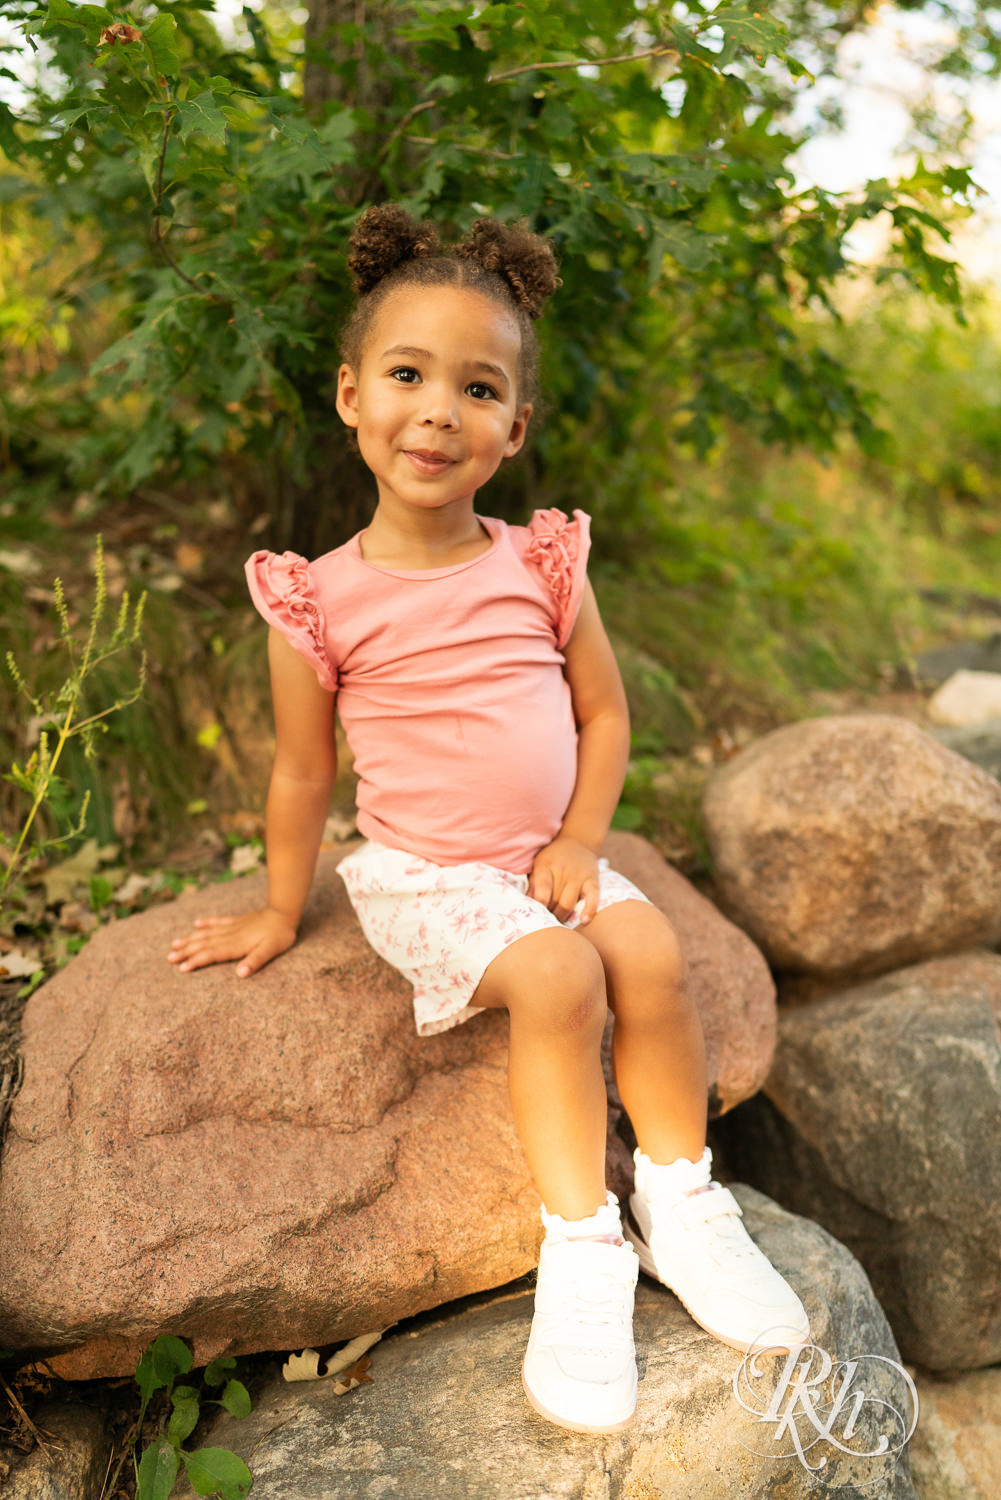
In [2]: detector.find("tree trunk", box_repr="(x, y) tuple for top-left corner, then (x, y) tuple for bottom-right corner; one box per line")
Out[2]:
(304, 0), (412, 119)
(278, 0), (416, 555)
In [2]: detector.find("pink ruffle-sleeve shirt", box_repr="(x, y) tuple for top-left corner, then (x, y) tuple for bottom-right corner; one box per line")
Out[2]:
(246, 508), (591, 874)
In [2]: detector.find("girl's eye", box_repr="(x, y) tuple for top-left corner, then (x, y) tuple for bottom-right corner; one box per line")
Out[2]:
(467, 381), (497, 401)
(390, 366), (420, 384)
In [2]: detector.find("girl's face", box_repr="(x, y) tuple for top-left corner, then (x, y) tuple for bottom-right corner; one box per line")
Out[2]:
(336, 285), (533, 516)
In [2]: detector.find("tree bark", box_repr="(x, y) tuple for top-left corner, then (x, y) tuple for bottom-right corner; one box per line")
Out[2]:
(304, 0), (412, 118)
(277, 1), (417, 554)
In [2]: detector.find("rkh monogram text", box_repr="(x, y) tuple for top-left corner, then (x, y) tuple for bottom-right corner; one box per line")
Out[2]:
(732, 1337), (919, 1482)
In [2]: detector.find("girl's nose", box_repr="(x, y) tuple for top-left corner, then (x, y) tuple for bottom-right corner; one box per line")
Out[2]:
(419, 386), (459, 428)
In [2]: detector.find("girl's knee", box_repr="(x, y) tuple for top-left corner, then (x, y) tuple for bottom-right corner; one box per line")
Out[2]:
(587, 905), (695, 1031)
(476, 927), (607, 1036)
(647, 917), (686, 993)
(599, 904), (687, 992)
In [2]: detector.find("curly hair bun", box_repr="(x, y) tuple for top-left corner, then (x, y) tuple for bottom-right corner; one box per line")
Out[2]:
(455, 219), (560, 320)
(347, 204), (442, 295)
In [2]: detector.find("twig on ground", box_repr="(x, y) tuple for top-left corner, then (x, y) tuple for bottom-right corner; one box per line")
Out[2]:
(99, 1412), (143, 1500)
(0, 1056), (24, 1149)
(0, 1370), (64, 1463)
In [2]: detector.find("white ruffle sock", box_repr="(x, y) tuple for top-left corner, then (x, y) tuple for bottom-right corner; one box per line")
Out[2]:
(633, 1145), (713, 1202)
(540, 1188), (624, 1245)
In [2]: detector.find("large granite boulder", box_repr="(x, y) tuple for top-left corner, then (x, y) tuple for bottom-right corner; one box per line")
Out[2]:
(712, 950), (1001, 1371)
(0, 833), (775, 1380)
(702, 713), (1001, 977)
(906, 1363), (1001, 1500)
(172, 1188), (919, 1500)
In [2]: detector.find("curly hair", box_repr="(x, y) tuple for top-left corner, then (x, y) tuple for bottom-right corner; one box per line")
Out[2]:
(340, 204), (560, 402)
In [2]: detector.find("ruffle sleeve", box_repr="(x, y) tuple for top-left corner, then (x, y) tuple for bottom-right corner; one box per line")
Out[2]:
(244, 550), (338, 692)
(520, 508), (592, 649)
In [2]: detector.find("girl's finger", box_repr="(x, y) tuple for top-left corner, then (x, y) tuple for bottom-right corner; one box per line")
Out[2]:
(553, 878), (572, 914)
(175, 934), (243, 971)
(579, 878), (600, 926)
(168, 937), (202, 960)
(238, 936), (283, 978)
(529, 868), (554, 909)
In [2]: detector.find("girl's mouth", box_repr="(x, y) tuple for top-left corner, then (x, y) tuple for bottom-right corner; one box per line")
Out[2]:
(404, 450), (456, 476)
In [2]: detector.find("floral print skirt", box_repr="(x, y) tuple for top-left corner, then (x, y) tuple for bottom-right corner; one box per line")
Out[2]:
(335, 838), (653, 1036)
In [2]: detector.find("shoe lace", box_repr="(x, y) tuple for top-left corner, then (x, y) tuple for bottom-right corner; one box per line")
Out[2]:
(562, 1268), (632, 1329)
(703, 1213), (761, 1263)
(649, 1184), (762, 1264)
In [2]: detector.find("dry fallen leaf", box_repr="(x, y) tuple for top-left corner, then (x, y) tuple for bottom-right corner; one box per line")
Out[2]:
(711, 728), (739, 760)
(41, 840), (121, 906)
(112, 873), (154, 906)
(175, 542), (205, 576)
(0, 949), (44, 979)
(282, 1329), (386, 1384)
(332, 1355), (373, 1394)
(0, 549), (41, 578)
(229, 844), (263, 876)
(57, 901), (99, 934)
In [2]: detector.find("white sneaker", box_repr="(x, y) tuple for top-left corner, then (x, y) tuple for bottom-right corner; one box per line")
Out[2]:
(522, 1237), (640, 1433)
(624, 1149), (810, 1354)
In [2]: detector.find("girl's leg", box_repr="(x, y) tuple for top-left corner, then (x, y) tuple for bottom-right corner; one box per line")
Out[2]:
(472, 925), (609, 1221)
(473, 924), (640, 1435)
(579, 898), (810, 1353)
(578, 899), (707, 1162)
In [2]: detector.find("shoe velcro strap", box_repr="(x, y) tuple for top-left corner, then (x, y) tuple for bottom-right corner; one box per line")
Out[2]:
(673, 1186), (742, 1230)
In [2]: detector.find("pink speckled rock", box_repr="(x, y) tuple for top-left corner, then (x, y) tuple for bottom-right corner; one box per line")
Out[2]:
(703, 714), (1001, 978)
(0, 833), (774, 1379)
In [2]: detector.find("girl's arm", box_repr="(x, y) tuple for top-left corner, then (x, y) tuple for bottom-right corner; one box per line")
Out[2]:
(527, 580), (631, 924)
(168, 627), (337, 976)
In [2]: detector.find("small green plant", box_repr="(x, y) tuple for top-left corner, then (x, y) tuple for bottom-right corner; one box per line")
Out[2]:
(1, 536), (146, 913)
(102, 1334), (253, 1500)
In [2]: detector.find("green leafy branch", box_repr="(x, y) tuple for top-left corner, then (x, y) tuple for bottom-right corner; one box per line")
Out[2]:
(27, 2), (255, 297)
(1, 536), (146, 911)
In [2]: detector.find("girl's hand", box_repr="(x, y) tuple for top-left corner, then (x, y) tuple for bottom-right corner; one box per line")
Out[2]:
(167, 907), (297, 978)
(527, 836), (601, 926)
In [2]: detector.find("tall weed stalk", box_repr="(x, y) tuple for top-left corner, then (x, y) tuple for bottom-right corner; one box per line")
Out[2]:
(1, 536), (146, 912)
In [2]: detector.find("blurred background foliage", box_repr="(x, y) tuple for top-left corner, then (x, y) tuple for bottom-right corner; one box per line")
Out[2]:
(1, 0), (1000, 876)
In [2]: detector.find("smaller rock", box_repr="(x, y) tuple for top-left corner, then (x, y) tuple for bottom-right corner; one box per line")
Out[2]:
(906, 1363), (1001, 1500)
(917, 633), (1001, 686)
(4, 1401), (112, 1500)
(702, 714), (1001, 977)
(928, 669), (1001, 726)
(930, 716), (1001, 781)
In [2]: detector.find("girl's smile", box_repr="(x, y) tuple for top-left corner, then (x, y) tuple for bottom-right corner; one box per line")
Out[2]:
(336, 286), (533, 519)
(404, 447), (458, 476)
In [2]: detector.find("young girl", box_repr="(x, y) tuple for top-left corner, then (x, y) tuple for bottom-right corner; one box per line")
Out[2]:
(168, 205), (808, 1434)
